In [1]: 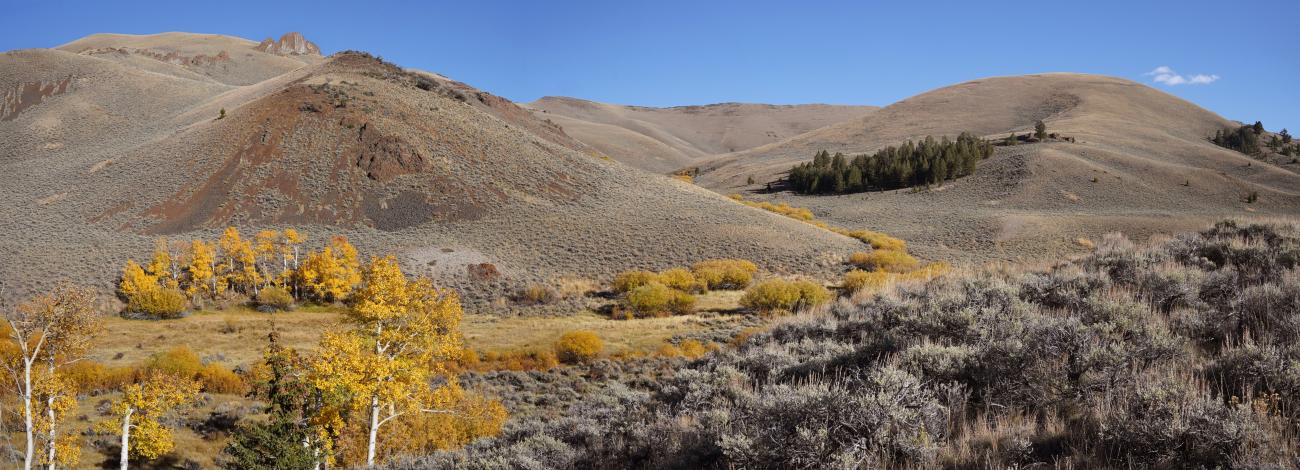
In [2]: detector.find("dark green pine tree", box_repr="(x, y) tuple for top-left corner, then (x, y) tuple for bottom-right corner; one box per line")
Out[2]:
(1253, 121), (1265, 135)
(1035, 120), (1048, 140)
(220, 331), (318, 470)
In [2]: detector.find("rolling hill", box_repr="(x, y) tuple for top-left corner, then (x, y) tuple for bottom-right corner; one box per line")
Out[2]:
(693, 73), (1300, 262)
(526, 97), (876, 173)
(0, 32), (862, 307)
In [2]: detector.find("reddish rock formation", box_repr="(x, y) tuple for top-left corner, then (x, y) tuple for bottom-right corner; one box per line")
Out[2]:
(255, 32), (321, 56)
(2, 77), (73, 121)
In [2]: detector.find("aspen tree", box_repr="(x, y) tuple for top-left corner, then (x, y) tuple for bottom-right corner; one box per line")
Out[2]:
(1, 285), (99, 470)
(310, 256), (466, 467)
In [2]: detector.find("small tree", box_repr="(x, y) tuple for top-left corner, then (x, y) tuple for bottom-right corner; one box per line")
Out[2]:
(309, 256), (474, 467)
(99, 373), (200, 470)
(220, 331), (319, 470)
(1035, 120), (1048, 140)
(1, 285), (100, 470)
(218, 108), (226, 120)
(1281, 128), (1292, 144)
(1252, 121), (1264, 135)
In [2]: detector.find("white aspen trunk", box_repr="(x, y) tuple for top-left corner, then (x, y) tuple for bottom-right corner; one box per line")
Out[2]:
(366, 395), (380, 468)
(22, 358), (34, 470)
(45, 396), (56, 470)
(119, 409), (133, 470)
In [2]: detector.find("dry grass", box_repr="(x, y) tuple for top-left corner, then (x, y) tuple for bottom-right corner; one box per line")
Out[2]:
(89, 304), (727, 371)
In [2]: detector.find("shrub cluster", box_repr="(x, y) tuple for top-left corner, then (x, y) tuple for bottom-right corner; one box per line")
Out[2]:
(611, 259), (757, 318)
(408, 221), (1300, 468)
(788, 133), (993, 194)
(738, 278), (831, 314)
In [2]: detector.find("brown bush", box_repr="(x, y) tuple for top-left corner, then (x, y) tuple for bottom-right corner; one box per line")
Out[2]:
(518, 283), (559, 305)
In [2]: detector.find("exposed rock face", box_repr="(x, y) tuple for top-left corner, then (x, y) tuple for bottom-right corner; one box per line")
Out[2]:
(255, 32), (321, 56)
(2, 77), (73, 121)
(81, 47), (231, 67)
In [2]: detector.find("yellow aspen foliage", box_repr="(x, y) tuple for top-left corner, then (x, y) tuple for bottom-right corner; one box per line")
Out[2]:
(310, 256), (483, 467)
(283, 228), (305, 268)
(33, 371), (81, 468)
(1, 285), (100, 470)
(97, 373), (201, 466)
(145, 238), (173, 284)
(186, 239), (222, 299)
(254, 230), (281, 285)
(118, 260), (158, 300)
(218, 227), (263, 295)
(299, 236), (362, 302)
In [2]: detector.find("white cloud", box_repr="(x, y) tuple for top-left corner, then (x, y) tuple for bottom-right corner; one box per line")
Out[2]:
(1145, 66), (1219, 86)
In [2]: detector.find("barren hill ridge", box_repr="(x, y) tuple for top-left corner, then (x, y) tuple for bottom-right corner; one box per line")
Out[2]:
(526, 96), (877, 172)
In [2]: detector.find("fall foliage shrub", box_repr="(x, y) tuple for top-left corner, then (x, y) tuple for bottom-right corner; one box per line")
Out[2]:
(554, 331), (603, 364)
(255, 285), (294, 311)
(692, 259), (758, 290)
(843, 230), (907, 251)
(848, 249), (919, 273)
(474, 349), (561, 372)
(612, 270), (659, 294)
(623, 283), (695, 317)
(125, 287), (188, 319)
(740, 279), (831, 314)
(656, 268), (700, 292)
(199, 363), (248, 394)
(63, 361), (136, 393)
(140, 346), (246, 393)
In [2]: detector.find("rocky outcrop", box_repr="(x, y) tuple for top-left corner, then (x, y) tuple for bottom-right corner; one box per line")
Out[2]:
(2, 77), (73, 121)
(81, 47), (231, 67)
(255, 32), (320, 56)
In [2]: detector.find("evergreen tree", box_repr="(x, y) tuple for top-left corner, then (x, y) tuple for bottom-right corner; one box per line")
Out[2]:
(1035, 120), (1048, 140)
(787, 132), (993, 194)
(1253, 121), (1265, 135)
(1281, 129), (1291, 144)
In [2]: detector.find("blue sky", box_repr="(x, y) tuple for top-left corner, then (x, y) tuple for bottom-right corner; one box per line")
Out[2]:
(4, 0), (1297, 131)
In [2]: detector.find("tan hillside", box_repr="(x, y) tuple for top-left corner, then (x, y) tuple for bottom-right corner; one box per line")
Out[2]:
(526, 96), (876, 172)
(0, 35), (860, 307)
(56, 31), (320, 85)
(695, 73), (1300, 262)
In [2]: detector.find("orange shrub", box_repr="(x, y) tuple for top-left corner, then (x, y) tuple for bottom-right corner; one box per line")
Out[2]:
(198, 363), (247, 394)
(62, 361), (135, 393)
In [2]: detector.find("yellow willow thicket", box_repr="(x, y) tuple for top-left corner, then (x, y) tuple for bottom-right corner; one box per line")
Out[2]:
(116, 228), (366, 313)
